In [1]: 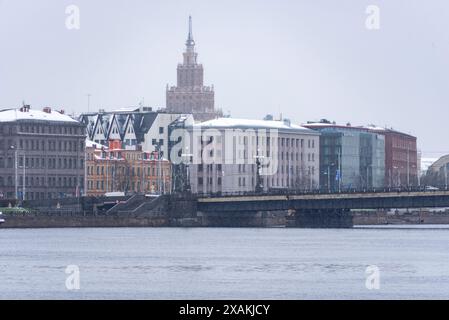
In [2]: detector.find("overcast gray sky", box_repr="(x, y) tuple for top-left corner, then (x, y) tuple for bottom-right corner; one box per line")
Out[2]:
(0, 0), (448, 158)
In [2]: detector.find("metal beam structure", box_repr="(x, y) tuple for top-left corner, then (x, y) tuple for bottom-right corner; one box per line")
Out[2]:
(197, 191), (449, 212)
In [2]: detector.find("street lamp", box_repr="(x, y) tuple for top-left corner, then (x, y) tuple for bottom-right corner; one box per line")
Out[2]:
(154, 142), (164, 194)
(9, 145), (26, 203)
(393, 166), (404, 188)
(366, 164), (373, 189)
(445, 164), (448, 190)
(9, 146), (18, 201)
(411, 164), (419, 187)
(323, 165), (333, 193)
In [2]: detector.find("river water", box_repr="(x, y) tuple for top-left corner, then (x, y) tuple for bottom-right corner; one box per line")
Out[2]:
(1, 226), (449, 299)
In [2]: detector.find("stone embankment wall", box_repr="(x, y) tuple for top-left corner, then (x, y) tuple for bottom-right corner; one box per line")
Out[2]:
(353, 210), (449, 225)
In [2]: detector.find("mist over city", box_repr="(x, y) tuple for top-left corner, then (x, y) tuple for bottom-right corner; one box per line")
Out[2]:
(1, 0), (449, 307)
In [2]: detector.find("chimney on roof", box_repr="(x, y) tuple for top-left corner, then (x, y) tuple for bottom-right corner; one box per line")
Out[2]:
(43, 107), (52, 114)
(346, 122), (351, 127)
(59, 109), (65, 115)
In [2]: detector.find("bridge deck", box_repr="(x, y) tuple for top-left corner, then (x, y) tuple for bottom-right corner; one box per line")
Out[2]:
(198, 191), (449, 203)
(197, 191), (449, 211)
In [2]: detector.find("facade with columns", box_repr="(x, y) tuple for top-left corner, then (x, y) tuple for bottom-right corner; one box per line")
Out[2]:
(166, 16), (221, 122)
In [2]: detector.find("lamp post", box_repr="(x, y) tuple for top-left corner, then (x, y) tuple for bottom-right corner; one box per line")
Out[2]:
(337, 148), (342, 193)
(366, 164), (373, 189)
(154, 142), (164, 195)
(411, 164), (419, 187)
(9, 146), (18, 201)
(10, 145), (26, 204)
(393, 166), (403, 188)
(444, 163), (448, 190)
(324, 162), (335, 193)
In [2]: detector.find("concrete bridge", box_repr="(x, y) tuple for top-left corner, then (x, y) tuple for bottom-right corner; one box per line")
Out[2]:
(196, 190), (449, 228)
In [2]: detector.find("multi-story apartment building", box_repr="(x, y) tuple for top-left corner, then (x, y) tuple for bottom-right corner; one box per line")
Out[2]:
(79, 107), (193, 158)
(304, 120), (386, 190)
(0, 106), (86, 200)
(422, 154), (449, 188)
(85, 140), (171, 196)
(166, 16), (222, 122)
(363, 125), (418, 187)
(170, 117), (320, 194)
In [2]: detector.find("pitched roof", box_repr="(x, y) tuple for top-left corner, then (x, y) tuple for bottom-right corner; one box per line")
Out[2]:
(81, 110), (160, 143)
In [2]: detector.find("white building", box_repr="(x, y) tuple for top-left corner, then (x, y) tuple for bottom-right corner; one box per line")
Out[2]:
(171, 117), (320, 194)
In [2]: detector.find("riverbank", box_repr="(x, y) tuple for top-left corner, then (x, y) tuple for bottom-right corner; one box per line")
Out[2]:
(2, 209), (449, 228)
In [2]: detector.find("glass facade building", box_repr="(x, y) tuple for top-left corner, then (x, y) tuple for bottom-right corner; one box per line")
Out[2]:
(305, 123), (385, 191)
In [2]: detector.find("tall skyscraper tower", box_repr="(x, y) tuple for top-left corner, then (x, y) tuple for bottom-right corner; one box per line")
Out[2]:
(166, 16), (220, 122)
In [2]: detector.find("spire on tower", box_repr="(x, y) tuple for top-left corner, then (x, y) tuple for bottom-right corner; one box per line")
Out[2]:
(186, 15), (195, 47)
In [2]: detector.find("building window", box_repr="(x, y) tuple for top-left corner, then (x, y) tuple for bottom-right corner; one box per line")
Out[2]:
(159, 127), (164, 134)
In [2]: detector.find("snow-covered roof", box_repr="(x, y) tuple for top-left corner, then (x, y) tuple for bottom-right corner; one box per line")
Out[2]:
(361, 124), (416, 138)
(192, 118), (317, 134)
(363, 125), (387, 131)
(111, 106), (140, 113)
(304, 122), (370, 132)
(85, 139), (108, 149)
(0, 108), (78, 123)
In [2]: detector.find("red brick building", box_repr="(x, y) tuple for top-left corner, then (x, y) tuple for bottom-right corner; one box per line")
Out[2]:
(364, 126), (418, 187)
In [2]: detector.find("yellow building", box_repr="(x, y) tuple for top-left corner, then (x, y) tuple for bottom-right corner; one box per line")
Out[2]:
(85, 140), (171, 196)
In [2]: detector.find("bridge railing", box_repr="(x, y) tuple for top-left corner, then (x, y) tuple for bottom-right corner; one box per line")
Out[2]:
(195, 185), (449, 198)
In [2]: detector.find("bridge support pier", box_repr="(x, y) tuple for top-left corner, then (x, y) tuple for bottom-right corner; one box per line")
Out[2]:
(287, 208), (353, 228)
